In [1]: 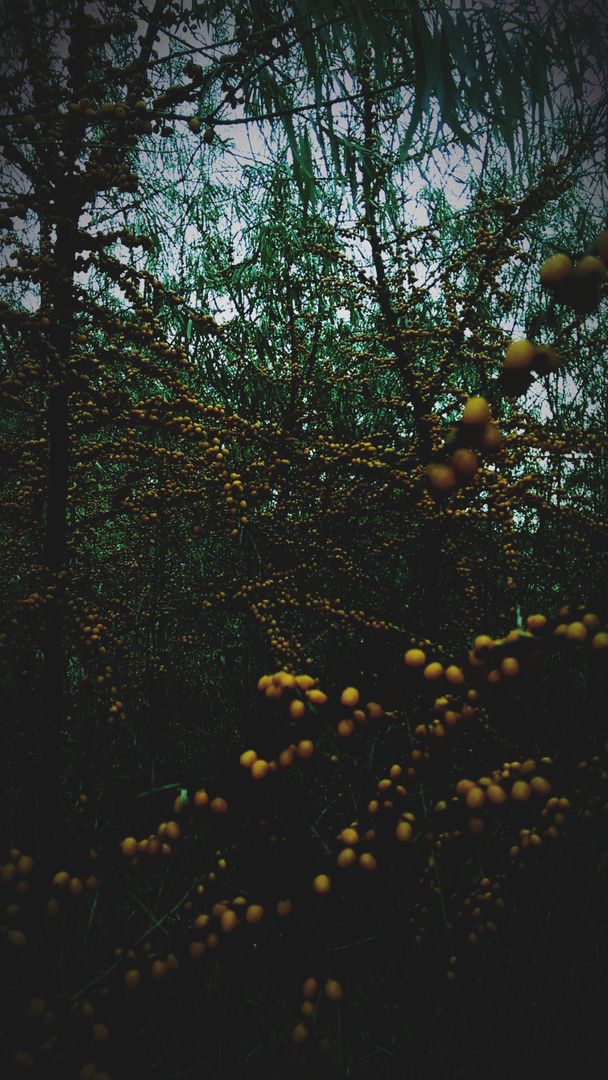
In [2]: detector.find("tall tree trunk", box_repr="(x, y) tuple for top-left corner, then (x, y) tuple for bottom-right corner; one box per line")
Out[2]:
(38, 209), (79, 848)
(359, 68), (439, 634)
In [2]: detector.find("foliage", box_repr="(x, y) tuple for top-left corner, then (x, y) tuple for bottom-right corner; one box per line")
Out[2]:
(1, 1), (608, 1077)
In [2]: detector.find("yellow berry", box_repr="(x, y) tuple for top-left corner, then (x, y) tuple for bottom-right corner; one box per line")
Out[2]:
(423, 662), (443, 681)
(566, 621), (588, 641)
(395, 821), (413, 842)
(539, 252), (572, 286)
(511, 781), (531, 802)
(251, 759), (269, 781)
(324, 978), (343, 1002)
(404, 648), (426, 667)
(245, 904), (264, 924)
(336, 847), (357, 869)
(313, 874), (331, 895)
(504, 339), (536, 370)
(465, 786), (486, 810)
(462, 396), (491, 426)
(302, 977), (319, 999)
(220, 909), (237, 932)
(124, 969), (140, 991)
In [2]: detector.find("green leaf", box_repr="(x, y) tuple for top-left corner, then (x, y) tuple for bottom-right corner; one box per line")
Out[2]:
(299, 129), (317, 208)
(282, 111), (308, 210)
(402, 5), (431, 150)
(343, 144), (358, 205)
(292, 0), (323, 110)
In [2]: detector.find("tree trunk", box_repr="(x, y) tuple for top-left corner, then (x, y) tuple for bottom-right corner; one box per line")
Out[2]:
(38, 209), (79, 848)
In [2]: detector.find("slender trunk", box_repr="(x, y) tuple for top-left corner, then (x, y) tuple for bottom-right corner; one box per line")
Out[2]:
(38, 209), (79, 847)
(359, 69), (439, 632)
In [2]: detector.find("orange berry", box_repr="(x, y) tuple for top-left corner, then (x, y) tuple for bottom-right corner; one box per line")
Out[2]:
(395, 821), (413, 842)
(239, 749), (257, 768)
(340, 686), (359, 707)
(462, 396), (490, 426)
(245, 904), (264, 924)
(526, 613), (547, 631)
(302, 977), (319, 999)
(276, 671), (296, 688)
(306, 689), (327, 706)
(474, 634), (493, 652)
(566, 621), (588, 641)
(296, 675), (315, 690)
(504, 339), (536, 370)
(358, 852), (377, 871)
(313, 874), (331, 895)
(124, 969), (140, 991)
(338, 827), (360, 845)
(423, 662), (443, 682)
(574, 254), (605, 278)
(16, 855), (34, 876)
(289, 699), (306, 719)
(251, 759), (269, 781)
(539, 252), (572, 286)
(486, 784), (507, 805)
(336, 847), (357, 869)
(337, 718), (354, 737)
(7, 929), (27, 947)
(427, 463), (457, 492)
(210, 797), (228, 814)
(501, 656), (520, 677)
(480, 421), (501, 450)
(324, 978), (343, 1002)
(511, 780), (531, 802)
(404, 648), (426, 667)
(530, 776), (551, 796)
(451, 448), (478, 480)
(465, 786), (486, 810)
(220, 909), (237, 932)
(445, 664), (465, 686)
(120, 837), (137, 857)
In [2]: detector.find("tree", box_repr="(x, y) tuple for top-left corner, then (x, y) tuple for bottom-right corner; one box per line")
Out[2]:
(1, 1), (608, 1077)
